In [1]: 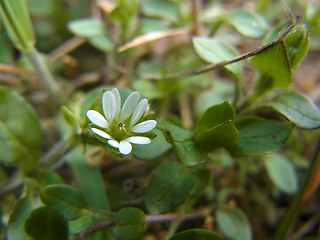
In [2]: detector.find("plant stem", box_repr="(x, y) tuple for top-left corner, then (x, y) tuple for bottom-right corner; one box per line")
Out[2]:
(140, 24), (294, 81)
(272, 138), (320, 240)
(26, 48), (62, 106)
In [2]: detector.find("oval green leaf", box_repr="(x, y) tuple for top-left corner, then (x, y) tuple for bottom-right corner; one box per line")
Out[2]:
(250, 42), (292, 95)
(157, 121), (202, 166)
(67, 18), (105, 38)
(169, 229), (223, 240)
(132, 129), (172, 160)
(0, 87), (42, 171)
(227, 117), (293, 157)
(89, 35), (113, 52)
(196, 102), (239, 151)
(263, 154), (298, 194)
(110, 207), (145, 240)
(224, 9), (269, 38)
(24, 207), (68, 240)
(257, 91), (320, 129)
(146, 162), (195, 214)
(284, 24), (309, 69)
(40, 184), (88, 220)
(140, 0), (179, 22)
(192, 37), (242, 78)
(216, 207), (252, 240)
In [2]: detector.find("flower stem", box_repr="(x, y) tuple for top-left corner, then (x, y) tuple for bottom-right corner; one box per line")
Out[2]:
(272, 138), (320, 240)
(26, 48), (62, 106)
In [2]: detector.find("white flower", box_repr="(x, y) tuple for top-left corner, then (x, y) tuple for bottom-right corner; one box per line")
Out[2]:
(86, 88), (157, 155)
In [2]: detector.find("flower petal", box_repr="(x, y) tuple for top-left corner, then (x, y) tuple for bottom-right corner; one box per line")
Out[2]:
(91, 128), (112, 139)
(120, 91), (140, 121)
(112, 88), (121, 117)
(86, 110), (108, 128)
(127, 136), (151, 145)
(130, 98), (148, 126)
(108, 139), (120, 148)
(102, 91), (116, 121)
(119, 140), (132, 155)
(131, 120), (157, 133)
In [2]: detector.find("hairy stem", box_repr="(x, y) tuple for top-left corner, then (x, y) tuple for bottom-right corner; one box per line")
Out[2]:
(26, 48), (62, 105)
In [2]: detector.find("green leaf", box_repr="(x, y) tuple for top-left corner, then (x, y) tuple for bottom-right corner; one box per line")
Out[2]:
(224, 9), (269, 38)
(0, 0), (35, 52)
(169, 229), (223, 240)
(263, 154), (298, 194)
(216, 207), (252, 240)
(24, 207), (69, 240)
(157, 121), (203, 166)
(0, 87), (42, 172)
(140, 0), (179, 22)
(192, 37), (242, 78)
(36, 170), (65, 189)
(284, 24), (309, 69)
(110, 207), (145, 240)
(256, 91), (320, 129)
(68, 147), (110, 211)
(89, 35), (113, 52)
(190, 169), (212, 197)
(133, 79), (164, 99)
(146, 162), (195, 214)
(40, 184), (88, 220)
(227, 117), (293, 157)
(67, 18), (105, 38)
(132, 129), (172, 160)
(196, 102), (239, 151)
(250, 42), (292, 96)
(8, 185), (35, 240)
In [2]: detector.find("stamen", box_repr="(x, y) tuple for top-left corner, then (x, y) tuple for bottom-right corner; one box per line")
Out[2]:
(119, 122), (124, 127)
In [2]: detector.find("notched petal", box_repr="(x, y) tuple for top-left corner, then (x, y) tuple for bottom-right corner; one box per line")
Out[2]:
(120, 91), (140, 121)
(102, 91), (116, 121)
(87, 110), (108, 128)
(112, 88), (121, 117)
(127, 136), (151, 145)
(108, 139), (120, 148)
(119, 140), (132, 155)
(130, 98), (148, 126)
(131, 120), (157, 133)
(91, 128), (112, 139)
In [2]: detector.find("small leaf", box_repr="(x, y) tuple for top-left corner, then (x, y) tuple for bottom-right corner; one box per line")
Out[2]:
(284, 24), (309, 69)
(146, 162), (195, 214)
(40, 184), (88, 220)
(157, 121), (202, 166)
(68, 18), (105, 38)
(196, 102), (239, 151)
(227, 117), (293, 157)
(169, 229), (223, 240)
(8, 185), (35, 240)
(192, 37), (242, 78)
(256, 91), (320, 129)
(0, 87), (42, 172)
(224, 9), (269, 38)
(68, 147), (110, 211)
(132, 129), (172, 160)
(89, 35), (113, 52)
(140, 0), (179, 22)
(110, 207), (145, 240)
(264, 154), (298, 194)
(133, 79), (164, 99)
(250, 42), (292, 97)
(25, 207), (68, 240)
(216, 207), (252, 240)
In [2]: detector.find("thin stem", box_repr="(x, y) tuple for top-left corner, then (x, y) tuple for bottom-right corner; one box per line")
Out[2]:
(141, 24), (294, 81)
(69, 207), (212, 240)
(272, 138), (320, 240)
(191, 0), (201, 36)
(26, 48), (62, 106)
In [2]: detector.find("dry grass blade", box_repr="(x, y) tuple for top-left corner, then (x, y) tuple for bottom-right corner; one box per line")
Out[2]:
(117, 28), (190, 52)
